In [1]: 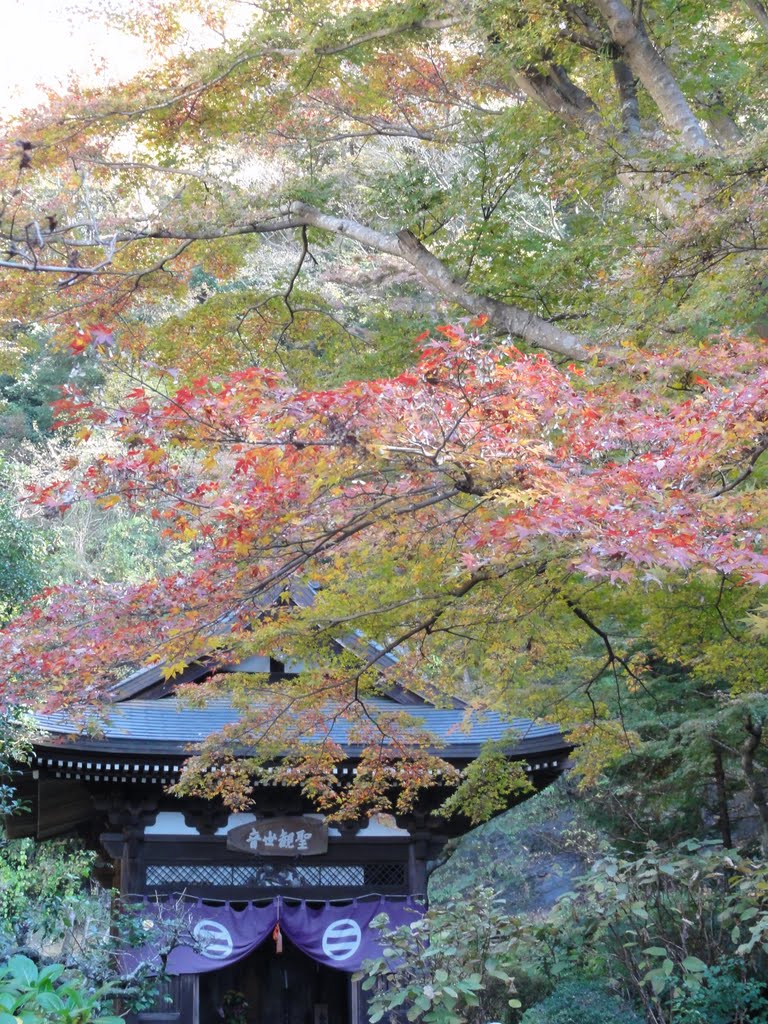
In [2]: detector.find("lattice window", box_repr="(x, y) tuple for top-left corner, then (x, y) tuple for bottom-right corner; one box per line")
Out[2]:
(145, 862), (405, 889)
(365, 863), (407, 887)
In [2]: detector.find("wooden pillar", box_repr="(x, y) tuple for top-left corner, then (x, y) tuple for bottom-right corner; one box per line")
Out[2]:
(95, 794), (159, 896)
(407, 836), (429, 895)
(395, 811), (433, 898)
(120, 828), (145, 895)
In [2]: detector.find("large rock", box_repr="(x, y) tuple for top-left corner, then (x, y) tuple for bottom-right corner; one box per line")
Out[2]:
(429, 776), (601, 914)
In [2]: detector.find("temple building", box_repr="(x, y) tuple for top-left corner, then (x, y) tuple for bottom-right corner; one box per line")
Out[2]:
(10, 649), (570, 1024)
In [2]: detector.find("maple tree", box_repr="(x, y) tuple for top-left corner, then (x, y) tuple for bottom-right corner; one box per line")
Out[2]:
(0, 1), (767, 825)
(1, 325), (767, 823)
(0, 0), (767, 376)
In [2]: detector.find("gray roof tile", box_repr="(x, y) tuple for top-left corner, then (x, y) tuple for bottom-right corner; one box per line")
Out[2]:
(36, 696), (567, 760)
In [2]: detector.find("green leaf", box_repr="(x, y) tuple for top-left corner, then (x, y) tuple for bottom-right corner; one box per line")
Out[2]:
(681, 956), (707, 973)
(486, 965), (512, 981)
(37, 964), (65, 986)
(7, 957), (37, 986)
(650, 973), (667, 995)
(35, 992), (64, 1013)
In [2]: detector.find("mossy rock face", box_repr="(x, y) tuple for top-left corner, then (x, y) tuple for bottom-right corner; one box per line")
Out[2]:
(429, 776), (604, 914)
(520, 981), (643, 1024)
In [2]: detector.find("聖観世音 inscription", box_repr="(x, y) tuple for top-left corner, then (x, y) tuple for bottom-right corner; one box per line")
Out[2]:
(227, 817), (329, 857)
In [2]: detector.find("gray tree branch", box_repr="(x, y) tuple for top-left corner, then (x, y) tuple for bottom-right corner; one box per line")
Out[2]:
(285, 202), (589, 359)
(592, 0), (714, 152)
(743, 0), (768, 36)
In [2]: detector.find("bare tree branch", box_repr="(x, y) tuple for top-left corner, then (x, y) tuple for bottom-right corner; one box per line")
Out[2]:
(2, 200), (589, 359)
(287, 202), (589, 358)
(314, 15), (465, 56)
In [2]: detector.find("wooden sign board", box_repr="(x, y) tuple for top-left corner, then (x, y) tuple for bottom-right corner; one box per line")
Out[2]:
(227, 816), (329, 857)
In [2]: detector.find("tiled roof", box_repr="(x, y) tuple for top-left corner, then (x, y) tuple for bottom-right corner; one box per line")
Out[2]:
(106, 582), (426, 704)
(35, 695), (567, 760)
(44, 583), (568, 762)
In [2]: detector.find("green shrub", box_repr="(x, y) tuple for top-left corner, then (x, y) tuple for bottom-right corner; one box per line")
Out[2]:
(525, 840), (768, 1021)
(507, 968), (551, 1018)
(671, 960), (768, 1024)
(360, 888), (522, 1024)
(0, 954), (123, 1024)
(519, 980), (642, 1024)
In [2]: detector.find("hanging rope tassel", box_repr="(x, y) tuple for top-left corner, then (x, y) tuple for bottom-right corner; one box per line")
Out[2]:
(272, 922), (283, 954)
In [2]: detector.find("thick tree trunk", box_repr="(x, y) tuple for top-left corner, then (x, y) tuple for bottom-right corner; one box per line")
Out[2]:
(712, 745), (733, 848)
(287, 202), (588, 359)
(612, 59), (640, 135)
(702, 107), (743, 147)
(743, 0), (768, 35)
(593, 0), (714, 152)
(511, 64), (603, 132)
(741, 716), (768, 855)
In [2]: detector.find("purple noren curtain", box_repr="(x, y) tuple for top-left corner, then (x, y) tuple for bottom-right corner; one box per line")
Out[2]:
(124, 896), (422, 975)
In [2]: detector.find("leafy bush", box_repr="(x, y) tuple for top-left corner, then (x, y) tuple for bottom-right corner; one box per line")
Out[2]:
(0, 709), (32, 816)
(0, 954), (123, 1024)
(523, 840), (768, 1024)
(0, 838), (100, 956)
(505, 968), (550, 1019)
(520, 980), (642, 1024)
(670, 960), (768, 1024)
(0, 823), (194, 1016)
(0, 344), (103, 445)
(360, 888), (521, 1024)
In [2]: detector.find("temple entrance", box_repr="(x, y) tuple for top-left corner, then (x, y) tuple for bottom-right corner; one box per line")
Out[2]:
(199, 935), (350, 1024)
